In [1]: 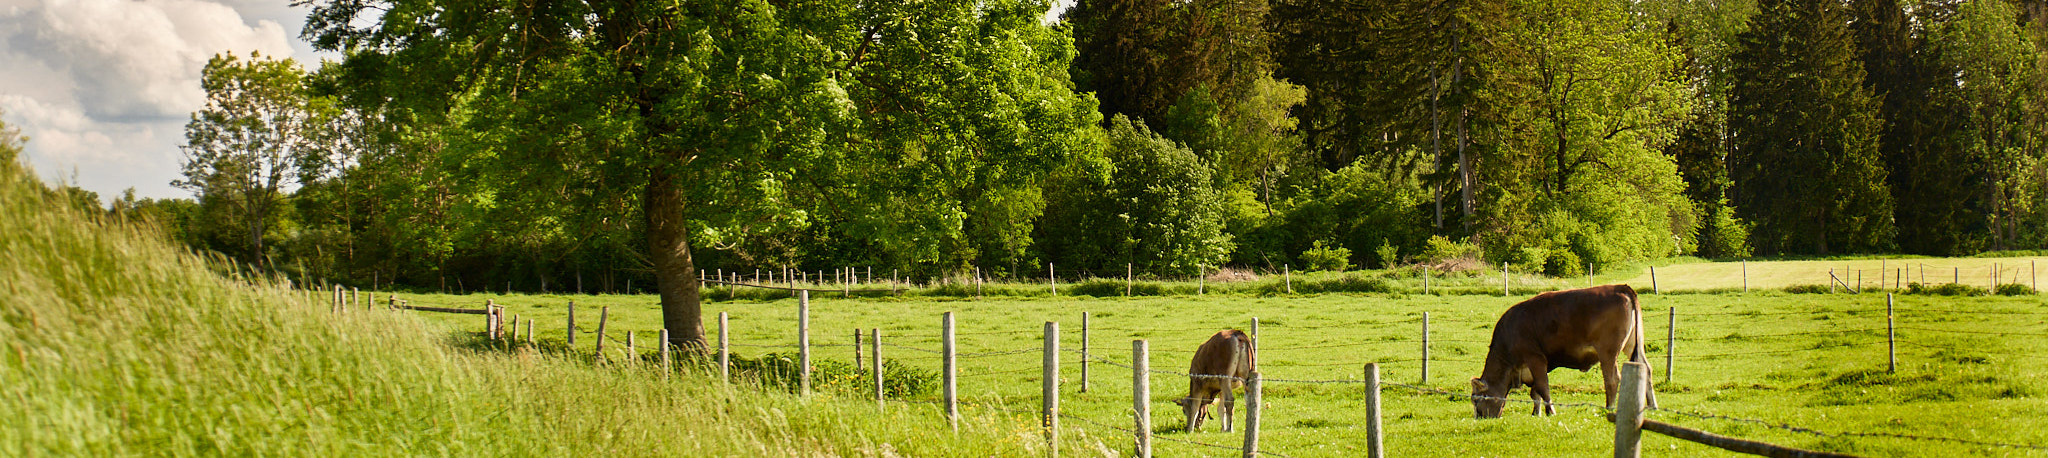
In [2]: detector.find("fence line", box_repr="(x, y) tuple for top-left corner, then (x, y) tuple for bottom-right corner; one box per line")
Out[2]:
(1647, 401), (2048, 451)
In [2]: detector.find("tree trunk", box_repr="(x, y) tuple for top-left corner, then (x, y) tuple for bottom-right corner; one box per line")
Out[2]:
(647, 167), (706, 350)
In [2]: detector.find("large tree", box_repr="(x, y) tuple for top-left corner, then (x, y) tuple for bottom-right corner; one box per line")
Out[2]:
(301, 0), (1098, 347)
(1728, 0), (1895, 255)
(174, 52), (336, 268)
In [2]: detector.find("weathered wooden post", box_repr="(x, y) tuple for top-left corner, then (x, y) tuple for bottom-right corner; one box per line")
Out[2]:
(1126, 263), (1133, 297)
(1241, 372), (1262, 458)
(566, 301), (576, 347)
(1503, 262), (1510, 296)
(719, 311), (730, 385)
(1424, 266), (1431, 295)
(485, 299), (496, 340)
(1050, 263), (1058, 296)
(1650, 266), (1658, 294)
(1887, 293), (1896, 374)
(1043, 321), (1060, 458)
(1421, 312), (1431, 384)
(872, 328), (883, 410)
(1081, 312), (1091, 393)
(526, 319), (533, 344)
(1742, 259), (1748, 292)
(1664, 307), (1676, 385)
(854, 328), (864, 375)
(976, 266), (984, 299)
(800, 291), (812, 398)
(626, 331), (636, 360)
(944, 311), (958, 432)
(1364, 362), (1384, 458)
(1613, 361), (1648, 458)
(661, 328), (672, 380)
(1198, 264), (1206, 295)
(594, 306), (610, 357)
(1284, 264), (1292, 294)
(1133, 339), (1151, 458)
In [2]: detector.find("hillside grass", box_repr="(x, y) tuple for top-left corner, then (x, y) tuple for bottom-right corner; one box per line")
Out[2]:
(0, 167), (1059, 455)
(401, 287), (2048, 457)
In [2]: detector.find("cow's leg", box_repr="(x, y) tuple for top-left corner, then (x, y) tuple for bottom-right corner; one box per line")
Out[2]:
(1529, 368), (1555, 416)
(1599, 354), (1620, 408)
(1221, 384), (1236, 432)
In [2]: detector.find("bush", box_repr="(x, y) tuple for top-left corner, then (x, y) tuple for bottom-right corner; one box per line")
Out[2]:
(1270, 274), (1392, 294)
(1783, 284), (1831, 294)
(1300, 240), (1352, 272)
(1905, 282), (1988, 296)
(1374, 239), (1400, 269)
(1544, 249), (1585, 277)
(1067, 279), (1166, 297)
(1995, 283), (2038, 296)
(1422, 235), (1484, 265)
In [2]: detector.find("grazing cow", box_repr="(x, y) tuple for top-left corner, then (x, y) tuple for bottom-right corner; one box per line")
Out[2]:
(1176, 329), (1256, 432)
(1470, 284), (1659, 418)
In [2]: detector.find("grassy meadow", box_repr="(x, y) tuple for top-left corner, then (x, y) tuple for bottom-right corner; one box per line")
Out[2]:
(0, 166), (1054, 455)
(397, 283), (2048, 457)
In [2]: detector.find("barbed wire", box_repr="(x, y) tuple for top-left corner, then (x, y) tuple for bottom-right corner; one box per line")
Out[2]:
(1902, 308), (2048, 316)
(1261, 358), (1422, 368)
(1271, 316), (1426, 330)
(1380, 381), (1615, 411)
(952, 328), (1042, 336)
(961, 366), (1042, 377)
(725, 343), (799, 349)
(878, 342), (945, 354)
(1895, 326), (2048, 337)
(957, 347), (1041, 359)
(1674, 340), (1886, 359)
(1260, 339), (1413, 350)
(1699, 327), (1887, 340)
(1648, 406), (2048, 451)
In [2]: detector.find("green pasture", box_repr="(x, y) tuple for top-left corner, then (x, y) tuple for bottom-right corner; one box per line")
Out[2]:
(399, 286), (2048, 457)
(1616, 257), (2048, 292)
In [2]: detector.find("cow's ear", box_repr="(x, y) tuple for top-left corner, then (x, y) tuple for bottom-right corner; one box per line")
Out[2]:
(1470, 378), (1488, 392)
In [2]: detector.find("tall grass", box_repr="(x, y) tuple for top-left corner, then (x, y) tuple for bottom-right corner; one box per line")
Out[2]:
(0, 166), (1053, 455)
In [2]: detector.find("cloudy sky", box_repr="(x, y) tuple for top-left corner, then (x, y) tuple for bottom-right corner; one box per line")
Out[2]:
(0, 0), (319, 201)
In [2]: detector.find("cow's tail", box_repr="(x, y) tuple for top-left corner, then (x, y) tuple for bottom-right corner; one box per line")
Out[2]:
(1625, 286), (1659, 409)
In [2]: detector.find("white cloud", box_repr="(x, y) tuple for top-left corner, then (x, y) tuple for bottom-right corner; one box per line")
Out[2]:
(0, 0), (308, 202)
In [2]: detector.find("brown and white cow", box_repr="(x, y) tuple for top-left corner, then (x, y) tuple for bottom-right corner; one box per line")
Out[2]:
(1470, 284), (1659, 418)
(1176, 329), (1256, 432)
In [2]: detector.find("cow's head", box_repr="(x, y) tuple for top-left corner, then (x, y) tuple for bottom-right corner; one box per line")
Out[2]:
(1471, 378), (1506, 419)
(1176, 397), (1211, 431)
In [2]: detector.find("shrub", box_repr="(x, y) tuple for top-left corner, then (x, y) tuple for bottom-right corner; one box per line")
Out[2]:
(1783, 284), (1831, 294)
(1067, 279), (1166, 297)
(1995, 283), (2038, 296)
(1544, 248), (1585, 278)
(1300, 240), (1352, 272)
(1905, 282), (1988, 296)
(1422, 235), (1484, 266)
(1274, 274), (1393, 294)
(1374, 239), (1400, 269)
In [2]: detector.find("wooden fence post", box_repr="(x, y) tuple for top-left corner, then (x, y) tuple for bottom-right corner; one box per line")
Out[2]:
(594, 306), (610, 358)
(976, 266), (983, 299)
(1887, 293), (1896, 374)
(1043, 321), (1060, 458)
(661, 328), (672, 381)
(1666, 307), (1675, 385)
(944, 311), (958, 432)
(1421, 312), (1431, 384)
(1081, 312), (1091, 393)
(1365, 363), (1384, 458)
(1050, 263), (1058, 297)
(1588, 262), (1594, 287)
(1613, 361), (1648, 458)
(1133, 339), (1151, 458)
(855, 328), (865, 375)
(1198, 264), (1205, 295)
(1742, 259), (1749, 292)
(872, 328), (883, 410)
(719, 311), (730, 385)
(526, 319), (533, 344)
(1650, 266), (1658, 294)
(1284, 264), (1292, 294)
(567, 301), (576, 347)
(1241, 372), (1262, 458)
(1424, 266), (1431, 295)
(1503, 262), (1510, 296)
(485, 299), (496, 340)
(800, 291), (812, 398)
(1126, 263), (1133, 297)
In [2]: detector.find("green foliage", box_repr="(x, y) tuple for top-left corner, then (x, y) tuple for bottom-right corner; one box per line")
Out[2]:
(1783, 284), (1832, 294)
(1422, 235), (1484, 265)
(1268, 163), (1428, 270)
(1906, 282), (1990, 297)
(1729, 0), (1894, 255)
(1037, 115), (1229, 276)
(1298, 240), (1352, 272)
(1544, 249), (1585, 278)
(1374, 238), (1400, 269)
(1994, 283), (2037, 296)
(1697, 200), (1754, 258)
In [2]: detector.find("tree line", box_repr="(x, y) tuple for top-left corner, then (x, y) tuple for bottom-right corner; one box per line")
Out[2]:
(72, 0), (2046, 346)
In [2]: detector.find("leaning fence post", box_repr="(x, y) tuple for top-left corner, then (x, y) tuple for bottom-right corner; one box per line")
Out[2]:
(872, 328), (884, 410)
(1650, 266), (1659, 294)
(1666, 307), (1676, 385)
(1887, 293), (1896, 374)
(1043, 321), (1060, 458)
(719, 311), (730, 385)
(1365, 363), (1384, 458)
(944, 311), (958, 432)
(800, 291), (812, 398)
(1421, 312), (1431, 384)
(1613, 361), (1647, 458)
(1133, 339), (1151, 458)
(594, 306), (610, 358)
(1241, 372), (1262, 458)
(1081, 312), (1091, 393)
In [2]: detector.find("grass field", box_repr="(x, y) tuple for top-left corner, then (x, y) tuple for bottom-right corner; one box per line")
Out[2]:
(397, 283), (2048, 457)
(1615, 257), (2048, 292)
(0, 165), (1053, 455)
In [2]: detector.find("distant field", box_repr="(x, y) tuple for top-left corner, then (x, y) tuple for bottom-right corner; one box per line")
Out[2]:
(400, 288), (2048, 457)
(1617, 257), (2048, 292)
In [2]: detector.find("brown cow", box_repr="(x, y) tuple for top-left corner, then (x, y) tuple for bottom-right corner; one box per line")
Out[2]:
(1470, 284), (1659, 418)
(1176, 329), (1255, 432)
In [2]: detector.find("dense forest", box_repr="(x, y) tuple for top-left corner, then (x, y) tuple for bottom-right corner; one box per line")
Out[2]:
(70, 0), (2048, 325)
